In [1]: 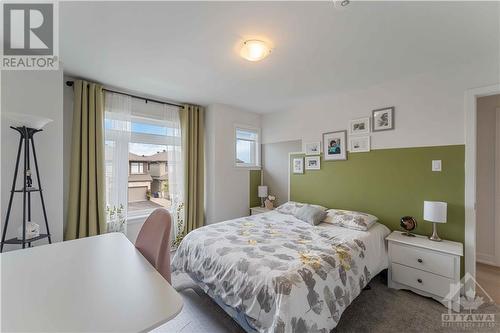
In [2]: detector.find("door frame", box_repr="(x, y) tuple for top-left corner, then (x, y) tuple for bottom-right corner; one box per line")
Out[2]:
(496, 108), (500, 266)
(464, 83), (500, 297)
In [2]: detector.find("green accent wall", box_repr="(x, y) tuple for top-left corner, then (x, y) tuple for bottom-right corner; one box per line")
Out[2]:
(249, 169), (262, 208)
(291, 145), (465, 273)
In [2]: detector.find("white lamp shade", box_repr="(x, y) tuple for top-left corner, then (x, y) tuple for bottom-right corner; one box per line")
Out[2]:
(424, 201), (447, 223)
(258, 186), (268, 198)
(4, 112), (52, 130)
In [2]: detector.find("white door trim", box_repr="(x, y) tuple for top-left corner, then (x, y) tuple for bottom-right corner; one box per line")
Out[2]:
(495, 108), (500, 267)
(464, 83), (500, 297)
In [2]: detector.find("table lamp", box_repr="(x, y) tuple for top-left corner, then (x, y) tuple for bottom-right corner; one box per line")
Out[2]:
(424, 201), (447, 242)
(258, 186), (268, 208)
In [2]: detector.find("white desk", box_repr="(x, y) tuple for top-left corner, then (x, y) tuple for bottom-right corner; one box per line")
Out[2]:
(1, 233), (183, 332)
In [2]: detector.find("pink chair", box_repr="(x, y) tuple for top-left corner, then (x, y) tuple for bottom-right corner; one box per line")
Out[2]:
(135, 208), (172, 284)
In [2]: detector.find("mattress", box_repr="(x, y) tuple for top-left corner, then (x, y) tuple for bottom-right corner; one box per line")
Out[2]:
(172, 210), (390, 332)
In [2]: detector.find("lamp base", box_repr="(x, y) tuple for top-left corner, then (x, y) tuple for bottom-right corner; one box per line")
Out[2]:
(260, 198), (265, 208)
(429, 222), (442, 242)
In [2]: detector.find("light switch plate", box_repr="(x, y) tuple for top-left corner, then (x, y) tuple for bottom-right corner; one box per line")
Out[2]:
(432, 160), (442, 172)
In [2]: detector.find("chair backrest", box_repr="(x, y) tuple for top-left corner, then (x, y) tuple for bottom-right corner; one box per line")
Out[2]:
(135, 208), (172, 284)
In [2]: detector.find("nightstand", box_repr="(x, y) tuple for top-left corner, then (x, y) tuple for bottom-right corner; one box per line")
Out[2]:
(250, 206), (272, 215)
(386, 231), (463, 312)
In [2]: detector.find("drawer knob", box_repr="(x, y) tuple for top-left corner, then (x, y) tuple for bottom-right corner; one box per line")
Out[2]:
(417, 278), (422, 284)
(417, 258), (423, 263)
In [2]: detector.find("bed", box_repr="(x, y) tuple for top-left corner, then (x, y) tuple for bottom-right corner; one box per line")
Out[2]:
(172, 209), (390, 333)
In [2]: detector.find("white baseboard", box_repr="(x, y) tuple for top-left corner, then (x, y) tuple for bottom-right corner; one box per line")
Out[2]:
(476, 252), (499, 267)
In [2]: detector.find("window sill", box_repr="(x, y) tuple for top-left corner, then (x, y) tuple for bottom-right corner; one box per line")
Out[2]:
(127, 206), (173, 224)
(127, 214), (151, 225)
(235, 164), (261, 170)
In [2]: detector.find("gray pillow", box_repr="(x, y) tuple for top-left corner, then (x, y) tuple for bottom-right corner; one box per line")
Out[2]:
(294, 205), (327, 226)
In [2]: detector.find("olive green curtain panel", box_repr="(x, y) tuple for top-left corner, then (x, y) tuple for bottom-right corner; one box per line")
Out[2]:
(180, 104), (205, 234)
(65, 80), (106, 240)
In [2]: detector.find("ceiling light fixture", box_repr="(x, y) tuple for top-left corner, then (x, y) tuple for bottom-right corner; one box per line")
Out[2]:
(240, 40), (271, 62)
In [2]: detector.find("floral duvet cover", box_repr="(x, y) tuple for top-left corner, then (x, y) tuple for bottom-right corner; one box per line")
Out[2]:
(172, 211), (390, 333)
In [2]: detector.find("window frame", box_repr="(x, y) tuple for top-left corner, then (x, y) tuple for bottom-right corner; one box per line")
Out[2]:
(105, 113), (181, 220)
(129, 162), (145, 174)
(234, 124), (261, 169)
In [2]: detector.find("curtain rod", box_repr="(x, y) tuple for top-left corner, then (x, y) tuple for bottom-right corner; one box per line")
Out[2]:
(65, 80), (184, 108)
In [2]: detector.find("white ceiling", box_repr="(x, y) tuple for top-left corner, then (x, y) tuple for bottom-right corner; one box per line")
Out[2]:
(60, 1), (499, 113)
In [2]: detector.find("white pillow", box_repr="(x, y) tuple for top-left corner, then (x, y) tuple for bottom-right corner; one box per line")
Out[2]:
(323, 209), (378, 231)
(276, 201), (327, 216)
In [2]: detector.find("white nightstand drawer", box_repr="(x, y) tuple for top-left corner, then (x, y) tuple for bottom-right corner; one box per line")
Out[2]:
(391, 263), (453, 298)
(390, 243), (454, 278)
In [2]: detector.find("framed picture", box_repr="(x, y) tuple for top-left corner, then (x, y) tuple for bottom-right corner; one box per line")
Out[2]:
(350, 136), (371, 153)
(372, 107), (395, 132)
(349, 117), (370, 135)
(292, 157), (304, 174)
(305, 142), (321, 155)
(305, 156), (321, 170)
(323, 130), (347, 161)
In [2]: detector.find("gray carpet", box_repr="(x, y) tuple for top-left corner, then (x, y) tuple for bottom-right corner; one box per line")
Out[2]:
(154, 272), (500, 333)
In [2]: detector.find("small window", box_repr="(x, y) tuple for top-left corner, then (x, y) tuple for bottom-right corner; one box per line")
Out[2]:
(235, 127), (260, 167)
(130, 162), (144, 174)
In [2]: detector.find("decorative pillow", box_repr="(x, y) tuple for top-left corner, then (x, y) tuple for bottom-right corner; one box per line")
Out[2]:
(294, 205), (328, 226)
(323, 209), (378, 231)
(276, 201), (327, 216)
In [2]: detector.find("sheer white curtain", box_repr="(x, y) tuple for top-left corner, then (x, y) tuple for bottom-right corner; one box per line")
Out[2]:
(162, 104), (184, 243)
(103, 91), (183, 242)
(104, 92), (132, 233)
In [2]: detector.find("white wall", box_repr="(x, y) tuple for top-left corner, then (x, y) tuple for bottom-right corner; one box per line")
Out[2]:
(1, 69), (64, 251)
(262, 140), (301, 206)
(262, 63), (498, 148)
(205, 103), (261, 224)
(476, 94), (500, 266)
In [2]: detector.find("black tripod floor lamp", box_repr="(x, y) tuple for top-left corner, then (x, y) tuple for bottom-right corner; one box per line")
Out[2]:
(1, 115), (53, 252)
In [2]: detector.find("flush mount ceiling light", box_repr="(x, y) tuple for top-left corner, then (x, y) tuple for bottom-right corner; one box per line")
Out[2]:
(240, 40), (272, 62)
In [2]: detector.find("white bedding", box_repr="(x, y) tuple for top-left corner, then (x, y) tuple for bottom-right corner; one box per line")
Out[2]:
(172, 210), (390, 332)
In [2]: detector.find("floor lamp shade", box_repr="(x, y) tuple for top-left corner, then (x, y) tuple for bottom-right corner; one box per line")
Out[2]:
(4, 112), (53, 130)
(423, 201), (447, 241)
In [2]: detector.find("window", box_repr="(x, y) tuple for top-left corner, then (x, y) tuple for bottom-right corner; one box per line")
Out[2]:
(235, 126), (260, 167)
(130, 162), (144, 174)
(104, 94), (183, 218)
